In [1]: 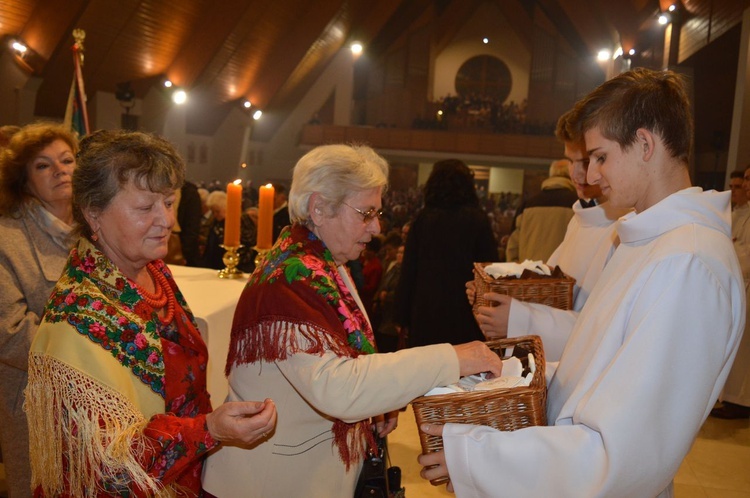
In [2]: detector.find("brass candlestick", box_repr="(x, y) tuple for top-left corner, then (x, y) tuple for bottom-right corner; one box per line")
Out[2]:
(253, 246), (271, 268)
(218, 244), (244, 279)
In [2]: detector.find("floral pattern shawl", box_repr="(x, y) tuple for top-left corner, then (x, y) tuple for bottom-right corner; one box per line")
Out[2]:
(227, 223), (377, 468)
(26, 237), (218, 497)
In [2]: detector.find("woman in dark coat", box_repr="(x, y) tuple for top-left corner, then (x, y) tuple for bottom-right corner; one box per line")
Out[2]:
(394, 159), (498, 347)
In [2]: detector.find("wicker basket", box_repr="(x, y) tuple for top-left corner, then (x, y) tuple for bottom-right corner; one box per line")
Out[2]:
(411, 335), (547, 485)
(472, 262), (575, 313)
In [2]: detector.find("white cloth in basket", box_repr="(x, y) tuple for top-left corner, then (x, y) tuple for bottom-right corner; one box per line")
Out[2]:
(423, 354), (536, 396)
(483, 260), (551, 278)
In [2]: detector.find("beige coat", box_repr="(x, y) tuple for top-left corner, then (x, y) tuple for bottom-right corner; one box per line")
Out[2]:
(0, 213), (70, 498)
(203, 343), (458, 497)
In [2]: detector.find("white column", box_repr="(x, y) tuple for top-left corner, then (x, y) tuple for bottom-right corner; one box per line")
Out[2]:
(727, 8), (750, 180)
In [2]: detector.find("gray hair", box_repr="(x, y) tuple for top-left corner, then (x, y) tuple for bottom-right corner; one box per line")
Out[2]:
(206, 190), (227, 210)
(288, 144), (389, 227)
(73, 130), (185, 238)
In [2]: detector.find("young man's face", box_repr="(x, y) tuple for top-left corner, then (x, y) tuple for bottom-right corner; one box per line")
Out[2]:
(564, 140), (602, 201)
(585, 126), (649, 212)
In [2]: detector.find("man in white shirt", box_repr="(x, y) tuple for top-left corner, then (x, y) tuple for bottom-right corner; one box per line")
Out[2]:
(420, 68), (745, 498)
(711, 165), (750, 419)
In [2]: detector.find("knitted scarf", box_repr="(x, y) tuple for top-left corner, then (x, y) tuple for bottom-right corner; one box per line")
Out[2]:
(227, 223), (377, 469)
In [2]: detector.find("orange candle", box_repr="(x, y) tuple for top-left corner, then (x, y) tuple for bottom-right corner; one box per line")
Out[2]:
(224, 179), (242, 246)
(257, 183), (275, 249)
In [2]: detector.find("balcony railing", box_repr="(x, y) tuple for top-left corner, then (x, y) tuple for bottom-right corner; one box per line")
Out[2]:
(299, 125), (562, 160)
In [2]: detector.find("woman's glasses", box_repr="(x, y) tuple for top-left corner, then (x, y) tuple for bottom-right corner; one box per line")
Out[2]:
(342, 202), (383, 223)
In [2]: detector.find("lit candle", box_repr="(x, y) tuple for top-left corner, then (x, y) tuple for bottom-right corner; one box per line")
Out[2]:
(257, 183), (275, 249)
(224, 179), (242, 246)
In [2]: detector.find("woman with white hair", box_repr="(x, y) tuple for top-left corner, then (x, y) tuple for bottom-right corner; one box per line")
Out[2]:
(201, 144), (504, 497)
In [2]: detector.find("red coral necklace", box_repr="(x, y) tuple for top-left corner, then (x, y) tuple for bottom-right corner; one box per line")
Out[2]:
(138, 263), (176, 325)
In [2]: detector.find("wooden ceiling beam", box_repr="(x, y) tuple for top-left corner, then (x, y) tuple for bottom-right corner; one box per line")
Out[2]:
(167, 0), (253, 90)
(19, 0), (87, 73)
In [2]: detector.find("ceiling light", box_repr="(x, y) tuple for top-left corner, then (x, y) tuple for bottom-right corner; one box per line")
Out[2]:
(253, 110), (262, 120)
(597, 49), (611, 61)
(658, 14), (669, 25)
(351, 42), (363, 55)
(482, 37), (489, 44)
(172, 89), (187, 105)
(164, 80), (173, 88)
(11, 41), (28, 55)
(668, 4), (677, 11)
(629, 48), (636, 56)
(243, 100), (252, 109)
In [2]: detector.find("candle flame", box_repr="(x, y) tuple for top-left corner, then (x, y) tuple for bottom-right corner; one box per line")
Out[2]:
(233, 179), (242, 185)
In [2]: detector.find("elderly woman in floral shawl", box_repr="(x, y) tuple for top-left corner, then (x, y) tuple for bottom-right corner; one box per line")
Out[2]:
(25, 130), (276, 497)
(201, 144), (504, 498)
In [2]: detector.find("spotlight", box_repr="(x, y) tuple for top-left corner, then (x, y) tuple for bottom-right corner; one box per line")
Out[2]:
(172, 89), (187, 105)
(658, 14), (670, 25)
(629, 48), (636, 56)
(668, 4), (677, 12)
(164, 79), (173, 88)
(243, 100), (252, 109)
(350, 42), (363, 55)
(252, 110), (262, 120)
(11, 41), (28, 55)
(597, 49), (611, 61)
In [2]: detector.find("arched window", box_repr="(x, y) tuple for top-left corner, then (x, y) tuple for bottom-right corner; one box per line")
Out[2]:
(455, 55), (512, 102)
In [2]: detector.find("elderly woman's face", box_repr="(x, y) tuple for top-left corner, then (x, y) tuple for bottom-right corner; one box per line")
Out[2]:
(316, 187), (382, 265)
(90, 180), (176, 276)
(25, 139), (75, 207)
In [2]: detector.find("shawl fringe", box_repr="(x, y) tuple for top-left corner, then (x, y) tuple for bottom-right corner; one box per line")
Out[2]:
(226, 319), (359, 375)
(226, 319), (376, 469)
(26, 353), (178, 498)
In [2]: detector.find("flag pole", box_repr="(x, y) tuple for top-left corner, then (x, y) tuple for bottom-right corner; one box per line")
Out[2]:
(63, 29), (90, 137)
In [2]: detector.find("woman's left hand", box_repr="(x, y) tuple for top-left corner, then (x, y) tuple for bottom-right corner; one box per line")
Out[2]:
(373, 410), (399, 437)
(206, 398), (277, 447)
(417, 423), (453, 492)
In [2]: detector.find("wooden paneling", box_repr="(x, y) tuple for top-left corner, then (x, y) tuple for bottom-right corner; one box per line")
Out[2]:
(300, 125), (561, 160)
(0, 0), (733, 140)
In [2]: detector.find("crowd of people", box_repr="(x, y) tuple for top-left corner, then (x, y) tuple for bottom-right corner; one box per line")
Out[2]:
(412, 94), (557, 135)
(0, 66), (747, 498)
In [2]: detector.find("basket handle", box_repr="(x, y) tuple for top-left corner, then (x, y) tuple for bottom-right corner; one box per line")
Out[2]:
(471, 269), (477, 307)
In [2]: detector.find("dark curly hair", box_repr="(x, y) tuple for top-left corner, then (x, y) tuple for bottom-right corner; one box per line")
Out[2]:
(0, 122), (78, 216)
(423, 159), (479, 209)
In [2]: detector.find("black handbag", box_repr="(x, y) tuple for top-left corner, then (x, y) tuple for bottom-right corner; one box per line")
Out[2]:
(354, 434), (405, 498)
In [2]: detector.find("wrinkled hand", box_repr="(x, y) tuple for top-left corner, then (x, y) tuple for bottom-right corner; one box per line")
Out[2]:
(475, 292), (512, 339)
(418, 424), (453, 493)
(373, 410), (400, 437)
(453, 341), (503, 378)
(206, 398), (277, 447)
